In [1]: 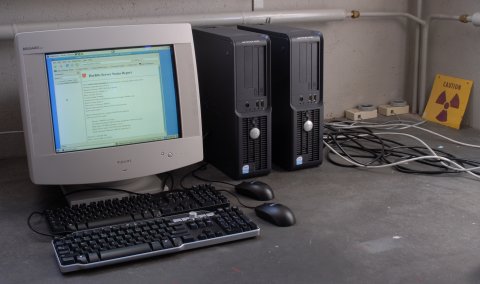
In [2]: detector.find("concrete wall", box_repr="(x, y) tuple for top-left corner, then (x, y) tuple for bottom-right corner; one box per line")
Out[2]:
(0, 0), (414, 158)
(423, 0), (480, 128)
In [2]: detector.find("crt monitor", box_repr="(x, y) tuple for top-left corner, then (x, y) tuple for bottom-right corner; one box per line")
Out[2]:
(15, 24), (203, 202)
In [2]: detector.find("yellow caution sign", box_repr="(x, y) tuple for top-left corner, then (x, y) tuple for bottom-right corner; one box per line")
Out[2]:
(422, 74), (473, 129)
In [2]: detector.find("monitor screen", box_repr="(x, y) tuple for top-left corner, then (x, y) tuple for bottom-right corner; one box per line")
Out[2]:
(15, 24), (203, 186)
(45, 45), (181, 153)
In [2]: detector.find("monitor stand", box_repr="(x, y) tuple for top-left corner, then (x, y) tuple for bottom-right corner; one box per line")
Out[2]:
(61, 175), (167, 206)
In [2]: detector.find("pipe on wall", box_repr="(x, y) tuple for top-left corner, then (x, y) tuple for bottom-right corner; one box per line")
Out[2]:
(410, 0), (423, 114)
(356, 11), (425, 26)
(0, 7), (430, 116)
(0, 9), (349, 40)
(418, 13), (480, 113)
(350, 10), (425, 114)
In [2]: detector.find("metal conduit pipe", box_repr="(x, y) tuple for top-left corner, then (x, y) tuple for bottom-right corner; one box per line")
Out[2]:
(418, 13), (480, 113)
(350, 10), (425, 114)
(356, 11), (426, 26)
(411, 0), (423, 114)
(0, 7), (434, 116)
(0, 9), (349, 40)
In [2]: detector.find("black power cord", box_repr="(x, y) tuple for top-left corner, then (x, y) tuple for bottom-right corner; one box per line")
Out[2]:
(179, 162), (209, 189)
(27, 211), (55, 238)
(191, 164), (236, 187)
(216, 189), (257, 209)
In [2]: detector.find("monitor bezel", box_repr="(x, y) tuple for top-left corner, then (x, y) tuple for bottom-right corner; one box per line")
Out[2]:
(15, 24), (203, 185)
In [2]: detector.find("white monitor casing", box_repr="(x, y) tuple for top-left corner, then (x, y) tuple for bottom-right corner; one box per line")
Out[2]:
(15, 24), (203, 185)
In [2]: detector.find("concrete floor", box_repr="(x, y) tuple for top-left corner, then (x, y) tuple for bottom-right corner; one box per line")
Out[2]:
(1, 118), (480, 283)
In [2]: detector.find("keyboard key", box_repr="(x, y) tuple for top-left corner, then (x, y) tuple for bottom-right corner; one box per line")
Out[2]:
(100, 243), (151, 261)
(87, 252), (99, 262)
(182, 235), (195, 243)
(77, 223), (87, 230)
(75, 255), (88, 264)
(88, 215), (133, 229)
(150, 241), (162, 251)
(60, 256), (75, 265)
(161, 239), (173, 249)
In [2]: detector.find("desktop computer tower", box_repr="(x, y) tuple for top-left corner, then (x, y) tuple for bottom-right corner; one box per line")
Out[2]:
(238, 24), (324, 171)
(193, 27), (271, 180)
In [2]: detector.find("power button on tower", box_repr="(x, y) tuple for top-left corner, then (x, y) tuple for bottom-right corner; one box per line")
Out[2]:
(303, 120), (313, 132)
(250, 127), (260, 139)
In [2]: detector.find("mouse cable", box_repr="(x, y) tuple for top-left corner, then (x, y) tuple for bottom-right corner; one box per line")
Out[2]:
(216, 189), (257, 209)
(178, 164), (256, 209)
(179, 162), (209, 189)
(178, 164), (257, 209)
(191, 165), (237, 188)
(27, 211), (55, 238)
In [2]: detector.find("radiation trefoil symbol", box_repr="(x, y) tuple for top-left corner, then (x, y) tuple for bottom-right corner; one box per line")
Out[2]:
(435, 91), (460, 122)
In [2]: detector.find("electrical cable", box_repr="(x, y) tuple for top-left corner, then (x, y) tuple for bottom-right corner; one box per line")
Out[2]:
(186, 163), (260, 209)
(0, 130), (24, 135)
(28, 187), (148, 237)
(163, 172), (174, 191)
(27, 211), (55, 238)
(323, 119), (480, 180)
(62, 187), (146, 197)
(179, 162), (238, 189)
(326, 121), (480, 148)
(216, 189), (257, 209)
(179, 162), (209, 189)
(191, 165), (237, 188)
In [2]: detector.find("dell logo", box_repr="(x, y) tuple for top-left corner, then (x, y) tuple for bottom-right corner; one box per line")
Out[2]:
(117, 159), (132, 165)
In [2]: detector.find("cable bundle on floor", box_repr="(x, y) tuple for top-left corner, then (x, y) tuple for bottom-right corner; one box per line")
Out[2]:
(323, 120), (480, 179)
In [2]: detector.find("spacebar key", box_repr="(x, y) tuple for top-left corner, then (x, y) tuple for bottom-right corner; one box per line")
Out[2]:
(87, 215), (133, 228)
(100, 243), (151, 260)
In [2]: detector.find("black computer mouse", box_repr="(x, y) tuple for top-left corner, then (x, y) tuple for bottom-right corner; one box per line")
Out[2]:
(254, 203), (296, 227)
(235, 181), (274, 201)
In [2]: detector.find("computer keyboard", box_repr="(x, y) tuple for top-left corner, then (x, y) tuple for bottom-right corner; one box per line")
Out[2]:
(45, 184), (230, 234)
(53, 207), (260, 273)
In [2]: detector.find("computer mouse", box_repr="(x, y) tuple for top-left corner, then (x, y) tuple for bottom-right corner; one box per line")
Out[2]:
(234, 181), (274, 201)
(254, 203), (296, 227)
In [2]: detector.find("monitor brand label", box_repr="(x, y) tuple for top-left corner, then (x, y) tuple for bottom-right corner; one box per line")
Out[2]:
(22, 45), (42, 51)
(117, 159), (132, 165)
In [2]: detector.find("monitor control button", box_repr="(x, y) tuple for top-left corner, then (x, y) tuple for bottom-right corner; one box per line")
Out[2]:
(303, 120), (313, 132)
(249, 128), (260, 139)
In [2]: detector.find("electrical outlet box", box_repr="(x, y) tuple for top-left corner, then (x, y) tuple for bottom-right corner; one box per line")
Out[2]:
(345, 108), (378, 121)
(378, 104), (409, 116)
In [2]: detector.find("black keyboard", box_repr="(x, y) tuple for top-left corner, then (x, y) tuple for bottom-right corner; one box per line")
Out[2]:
(53, 207), (260, 273)
(45, 184), (229, 234)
